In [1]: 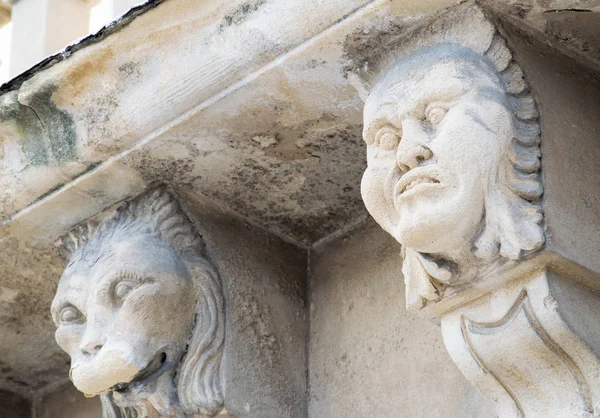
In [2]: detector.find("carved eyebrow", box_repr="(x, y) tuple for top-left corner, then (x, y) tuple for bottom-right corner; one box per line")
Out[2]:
(95, 270), (155, 303)
(421, 84), (468, 104)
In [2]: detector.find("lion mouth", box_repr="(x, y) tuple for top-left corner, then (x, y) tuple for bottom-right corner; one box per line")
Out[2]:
(111, 352), (167, 394)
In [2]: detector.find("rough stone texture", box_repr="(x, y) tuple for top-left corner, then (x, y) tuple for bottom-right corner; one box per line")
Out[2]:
(36, 384), (102, 418)
(0, 389), (31, 418)
(481, 0), (600, 64)
(0, 0), (378, 241)
(545, 10), (600, 61)
(180, 190), (307, 418)
(308, 220), (496, 418)
(491, 9), (600, 278)
(548, 271), (600, 361)
(0, 237), (69, 396)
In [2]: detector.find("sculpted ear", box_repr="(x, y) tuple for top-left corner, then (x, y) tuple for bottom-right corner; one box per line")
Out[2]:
(177, 259), (225, 416)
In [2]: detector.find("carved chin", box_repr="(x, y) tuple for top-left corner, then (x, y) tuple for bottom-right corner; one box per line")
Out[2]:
(71, 350), (167, 397)
(395, 219), (454, 254)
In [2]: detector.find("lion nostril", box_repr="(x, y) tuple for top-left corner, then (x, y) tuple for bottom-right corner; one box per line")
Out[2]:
(82, 343), (103, 356)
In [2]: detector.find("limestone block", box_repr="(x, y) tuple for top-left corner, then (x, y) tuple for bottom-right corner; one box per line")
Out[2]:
(179, 190), (307, 418)
(308, 220), (496, 418)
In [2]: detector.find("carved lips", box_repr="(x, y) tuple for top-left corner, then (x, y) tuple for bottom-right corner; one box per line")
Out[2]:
(396, 167), (442, 197)
(112, 352), (167, 395)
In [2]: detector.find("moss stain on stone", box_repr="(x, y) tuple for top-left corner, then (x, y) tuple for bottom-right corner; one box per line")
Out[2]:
(22, 84), (78, 165)
(220, 0), (267, 30)
(0, 83), (79, 167)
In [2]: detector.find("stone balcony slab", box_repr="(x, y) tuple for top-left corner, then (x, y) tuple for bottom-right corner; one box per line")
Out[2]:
(0, 0), (461, 396)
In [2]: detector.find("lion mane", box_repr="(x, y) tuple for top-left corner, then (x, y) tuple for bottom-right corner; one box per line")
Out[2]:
(61, 187), (225, 417)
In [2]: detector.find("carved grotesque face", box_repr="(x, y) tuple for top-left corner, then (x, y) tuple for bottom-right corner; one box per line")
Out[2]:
(51, 234), (196, 402)
(361, 53), (512, 256)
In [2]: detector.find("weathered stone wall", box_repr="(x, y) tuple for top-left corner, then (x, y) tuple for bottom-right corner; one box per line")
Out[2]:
(180, 190), (308, 418)
(0, 389), (30, 418)
(308, 220), (496, 418)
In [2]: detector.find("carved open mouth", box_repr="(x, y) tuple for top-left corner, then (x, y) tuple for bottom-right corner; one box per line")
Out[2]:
(111, 352), (167, 393)
(397, 168), (442, 196)
(400, 177), (440, 194)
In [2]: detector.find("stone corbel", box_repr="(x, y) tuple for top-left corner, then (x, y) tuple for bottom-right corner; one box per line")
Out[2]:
(441, 266), (600, 417)
(51, 188), (230, 418)
(354, 2), (600, 417)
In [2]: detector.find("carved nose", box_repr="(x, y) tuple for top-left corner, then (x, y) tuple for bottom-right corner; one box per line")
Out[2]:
(396, 119), (433, 173)
(81, 341), (103, 356)
(80, 330), (105, 356)
(396, 145), (433, 174)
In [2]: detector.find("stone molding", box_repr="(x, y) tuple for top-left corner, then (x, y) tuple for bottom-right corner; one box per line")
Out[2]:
(442, 268), (600, 417)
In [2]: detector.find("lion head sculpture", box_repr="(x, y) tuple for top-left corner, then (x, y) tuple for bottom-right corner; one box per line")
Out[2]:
(51, 188), (225, 417)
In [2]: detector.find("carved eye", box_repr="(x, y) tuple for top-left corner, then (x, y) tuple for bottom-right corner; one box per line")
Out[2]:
(114, 281), (137, 302)
(425, 106), (447, 126)
(374, 126), (401, 151)
(60, 306), (83, 325)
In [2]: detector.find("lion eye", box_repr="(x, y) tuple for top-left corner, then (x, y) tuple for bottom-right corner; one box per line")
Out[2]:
(374, 126), (401, 151)
(425, 106), (447, 126)
(60, 306), (83, 325)
(114, 281), (137, 302)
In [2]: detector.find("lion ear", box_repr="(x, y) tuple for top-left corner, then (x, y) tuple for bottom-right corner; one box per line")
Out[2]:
(100, 394), (137, 418)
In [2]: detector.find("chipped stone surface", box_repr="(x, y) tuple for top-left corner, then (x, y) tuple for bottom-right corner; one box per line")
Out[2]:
(481, 0), (600, 65)
(0, 234), (69, 395)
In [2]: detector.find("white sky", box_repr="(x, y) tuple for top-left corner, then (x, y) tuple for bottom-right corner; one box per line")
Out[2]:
(0, 0), (121, 84)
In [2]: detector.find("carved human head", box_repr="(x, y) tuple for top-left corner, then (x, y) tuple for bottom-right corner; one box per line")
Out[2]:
(51, 189), (225, 417)
(357, 11), (544, 309)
